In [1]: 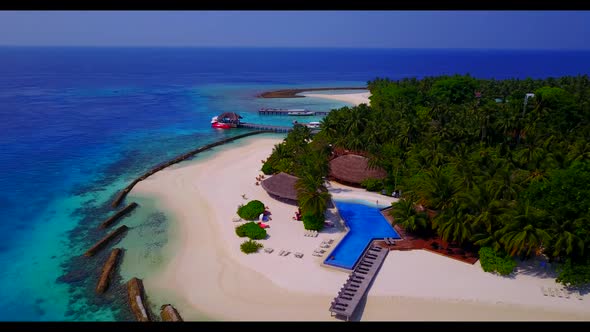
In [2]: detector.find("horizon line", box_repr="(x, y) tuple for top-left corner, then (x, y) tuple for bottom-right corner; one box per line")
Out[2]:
(0, 45), (589, 51)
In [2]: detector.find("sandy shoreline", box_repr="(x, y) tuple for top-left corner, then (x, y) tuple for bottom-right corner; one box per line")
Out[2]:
(301, 91), (371, 106)
(128, 132), (589, 321)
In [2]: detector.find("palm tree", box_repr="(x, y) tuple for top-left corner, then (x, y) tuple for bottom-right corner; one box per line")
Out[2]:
(472, 229), (504, 252)
(499, 202), (551, 257)
(295, 173), (330, 217)
(390, 198), (429, 234)
(417, 166), (461, 211)
(458, 182), (507, 234)
(432, 207), (473, 245)
(550, 219), (585, 258)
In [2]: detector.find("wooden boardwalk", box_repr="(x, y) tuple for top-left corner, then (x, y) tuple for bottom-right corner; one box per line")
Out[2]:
(379, 207), (479, 264)
(239, 123), (293, 132)
(329, 241), (389, 321)
(258, 109), (330, 116)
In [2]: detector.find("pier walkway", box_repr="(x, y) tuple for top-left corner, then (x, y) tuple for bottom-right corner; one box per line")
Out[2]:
(239, 123), (293, 132)
(329, 241), (389, 321)
(258, 108), (330, 116)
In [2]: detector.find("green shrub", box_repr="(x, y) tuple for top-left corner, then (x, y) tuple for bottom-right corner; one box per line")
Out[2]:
(361, 178), (384, 192)
(261, 162), (276, 175)
(235, 221), (267, 240)
(479, 247), (517, 276)
(240, 240), (263, 254)
(556, 258), (590, 287)
(237, 200), (265, 220)
(302, 213), (325, 231)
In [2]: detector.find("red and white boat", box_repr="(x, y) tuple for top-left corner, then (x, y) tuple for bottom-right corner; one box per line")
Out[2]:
(211, 116), (232, 129)
(211, 112), (242, 129)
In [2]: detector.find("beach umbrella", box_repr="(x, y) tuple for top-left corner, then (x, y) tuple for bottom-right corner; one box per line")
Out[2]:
(259, 213), (265, 222)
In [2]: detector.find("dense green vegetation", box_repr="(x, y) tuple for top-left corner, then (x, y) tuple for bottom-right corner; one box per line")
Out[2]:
(235, 222), (267, 240)
(302, 212), (326, 231)
(478, 247), (517, 276)
(263, 124), (331, 230)
(237, 200), (266, 220)
(360, 178), (384, 192)
(240, 239), (263, 254)
(313, 74), (590, 286)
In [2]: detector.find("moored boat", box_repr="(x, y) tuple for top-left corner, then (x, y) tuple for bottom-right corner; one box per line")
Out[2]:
(211, 112), (242, 129)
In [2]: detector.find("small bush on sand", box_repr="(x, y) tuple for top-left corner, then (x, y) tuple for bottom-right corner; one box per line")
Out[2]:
(237, 200), (265, 220)
(479, 247), (517, 276)
(241, 240), (263, 254)
(235, 221), (267, 240)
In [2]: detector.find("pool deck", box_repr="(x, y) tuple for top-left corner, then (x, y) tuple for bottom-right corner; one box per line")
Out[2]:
(379, 207), (479, 265)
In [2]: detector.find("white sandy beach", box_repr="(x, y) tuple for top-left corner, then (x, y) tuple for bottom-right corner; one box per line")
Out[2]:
(301, 91), (371, 106)
(129, 128), (589, 321)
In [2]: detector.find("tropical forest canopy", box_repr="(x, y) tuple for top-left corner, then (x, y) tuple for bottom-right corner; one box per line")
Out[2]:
(264, 74), (590, 286)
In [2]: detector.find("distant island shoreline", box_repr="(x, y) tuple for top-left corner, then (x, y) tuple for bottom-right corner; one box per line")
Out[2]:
(258, 87), (367, 98)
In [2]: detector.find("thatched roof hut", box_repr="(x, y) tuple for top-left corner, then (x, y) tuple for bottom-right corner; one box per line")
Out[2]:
(217, 112), (242, 124)
(261, 172), (299, 203)
(329, 154), (387, 185)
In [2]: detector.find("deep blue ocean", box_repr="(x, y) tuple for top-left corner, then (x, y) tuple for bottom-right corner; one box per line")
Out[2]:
(1, 47), (589, 321)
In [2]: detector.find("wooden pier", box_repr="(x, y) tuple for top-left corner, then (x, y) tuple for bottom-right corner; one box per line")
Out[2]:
(258, 108), (330, 116)
(329, 241), (389, 321)
(239, 123), (293, 132)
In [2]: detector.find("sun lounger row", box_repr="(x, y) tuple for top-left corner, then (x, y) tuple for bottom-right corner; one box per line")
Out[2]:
(269, 248), (304, 258)
(313, 249), (326, 257)
(384, 237), (396, 245)
(541, 286), (584, 300)
(304, 230), (318, 237)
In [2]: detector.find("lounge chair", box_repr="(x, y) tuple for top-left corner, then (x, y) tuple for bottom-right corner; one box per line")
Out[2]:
(282, 251), (291, 257)
(278, 250), (285, 256)
(550, 288), (556, 297)
(328, 239), (334, 244)
(557, 289), (564, 298)
(576, 291), (583, 300)
(541, 286), (549, 296)
(564, 290), (571, 299)
(264, 248), (274, 254)
(232, 217), (243, 222)
(320, 244), (330, 248)
(294, 252), (304, 258)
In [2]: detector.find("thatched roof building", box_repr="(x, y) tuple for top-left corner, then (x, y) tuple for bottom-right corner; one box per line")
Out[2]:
(329, 154), (387, 185)
(261, 172), (299, 203)
(217, 112), (242, 124)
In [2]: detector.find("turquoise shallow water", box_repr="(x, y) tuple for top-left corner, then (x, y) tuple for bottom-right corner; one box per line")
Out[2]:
(1, 47), (589, 321)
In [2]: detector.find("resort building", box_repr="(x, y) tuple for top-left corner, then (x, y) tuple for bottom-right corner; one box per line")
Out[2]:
(328, 154), (387, 186)
(260, 172), (299, 204)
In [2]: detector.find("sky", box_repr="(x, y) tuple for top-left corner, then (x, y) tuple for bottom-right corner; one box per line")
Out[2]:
(0, 11), (589, 49)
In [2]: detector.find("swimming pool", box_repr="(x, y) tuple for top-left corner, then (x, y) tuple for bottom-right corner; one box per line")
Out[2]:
(324, 200), (400, 270)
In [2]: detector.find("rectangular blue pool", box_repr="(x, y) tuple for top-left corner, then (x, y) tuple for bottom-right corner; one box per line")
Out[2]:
(324, 200), (400, 270)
